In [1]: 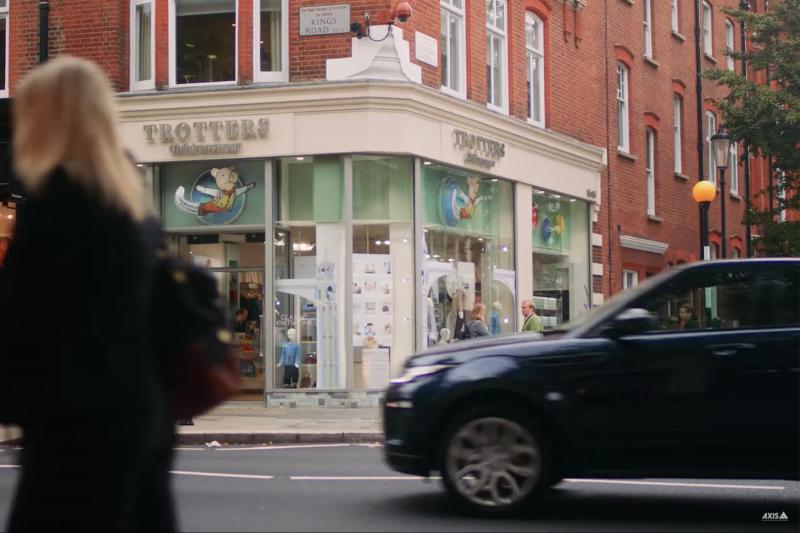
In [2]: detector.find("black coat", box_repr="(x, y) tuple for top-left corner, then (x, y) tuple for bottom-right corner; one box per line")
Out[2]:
(0, 168), (176, 531)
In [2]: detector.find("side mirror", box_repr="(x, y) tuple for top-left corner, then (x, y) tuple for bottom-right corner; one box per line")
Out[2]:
(606, 308), (658, 337)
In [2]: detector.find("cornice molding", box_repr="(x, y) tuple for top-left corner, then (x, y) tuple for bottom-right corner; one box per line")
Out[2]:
(619, 234), (669, 254)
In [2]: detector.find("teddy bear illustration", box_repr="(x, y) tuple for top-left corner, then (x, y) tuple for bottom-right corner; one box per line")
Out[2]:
(174, 166), (256, 217)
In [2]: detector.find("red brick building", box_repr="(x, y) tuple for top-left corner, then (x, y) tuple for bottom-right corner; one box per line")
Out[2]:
(0, 0), (770, 399)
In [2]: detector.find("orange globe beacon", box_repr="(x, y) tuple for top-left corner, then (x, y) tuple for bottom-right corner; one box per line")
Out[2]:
(692, 180), (717, 203)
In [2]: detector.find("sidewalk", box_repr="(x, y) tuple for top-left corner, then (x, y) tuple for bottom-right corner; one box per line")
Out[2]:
(176, 402), (383, 445)
(0, 403), (384, 446)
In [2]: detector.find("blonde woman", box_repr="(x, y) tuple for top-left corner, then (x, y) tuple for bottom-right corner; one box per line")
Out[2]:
(0, 56), (175, 531)
(466, 302), (490, 338)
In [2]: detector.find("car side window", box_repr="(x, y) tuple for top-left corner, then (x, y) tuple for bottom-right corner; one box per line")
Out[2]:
(751, 267), (800, 327)
(637, 269), (759, 332)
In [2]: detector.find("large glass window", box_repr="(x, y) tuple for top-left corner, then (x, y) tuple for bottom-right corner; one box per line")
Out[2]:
(273, 157), (344, 390)
(532, 192), (590, 329)
(616, 63), (630, 152)
(254, 0), (287, 82)
(526, 12), (545, 126)
(486, 0), (507, 111)
(352, 156), (413, 382)
(440, 0), (465, 95)
(173, 0), (236, 85)
(422, 165), (515, 344)
(131, 0), (154, 90)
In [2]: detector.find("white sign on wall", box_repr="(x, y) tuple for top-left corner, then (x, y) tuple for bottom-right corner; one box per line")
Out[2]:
(414, 32), (438, 67)
(299, 4), (351, 36)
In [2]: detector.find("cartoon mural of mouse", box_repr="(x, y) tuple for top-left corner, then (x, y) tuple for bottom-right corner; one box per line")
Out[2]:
(174, 166), (255, 217)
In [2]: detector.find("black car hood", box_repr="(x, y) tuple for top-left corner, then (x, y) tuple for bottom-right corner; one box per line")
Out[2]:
(408, 332), (569, 367)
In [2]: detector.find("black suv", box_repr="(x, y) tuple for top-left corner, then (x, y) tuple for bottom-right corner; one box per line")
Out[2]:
(384, 259), (799, 513)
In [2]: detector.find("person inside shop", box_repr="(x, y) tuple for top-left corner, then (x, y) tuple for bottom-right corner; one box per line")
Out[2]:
(678, 303), (699, 330)
(465, 303), (490, 338)
(233, 308), (249, 333)
(0, 56), (176, 530)
(277, 328), (301, 388)
(520, 299), (543, 333)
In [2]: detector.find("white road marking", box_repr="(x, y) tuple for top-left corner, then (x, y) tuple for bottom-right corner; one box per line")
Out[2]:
(564, 479), (785, 491)
(171, 470), (275, 480)
(174, 447), (206, 451)
(214, 443), (353, 452)
(290, 476), (441, 481)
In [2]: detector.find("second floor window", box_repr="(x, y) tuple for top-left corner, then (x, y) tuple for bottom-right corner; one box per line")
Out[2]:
(673, 95), (682, 174)
(725, 19), (735, 71)
(616, 63), (629, 152)
(643, 0), (653, 58)
(440, 0), (465, 95)
(670, 0), (679, 32)
(729, 142), (739, 195)
(525, 12), (544, 126)
(486, 0), (507, 111)
(172, 0), (236, 85)
(705, 111), (716, 185)
(130, 0), (154, 90)
(703, 1), (713, 56)
(254, 0), (287, 82)
(646, 128), (656, 216)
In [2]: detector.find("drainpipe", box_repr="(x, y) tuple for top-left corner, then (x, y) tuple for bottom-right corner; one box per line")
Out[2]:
(694, 0), (707, 260)
(39, 1), (49, 63)
(739, 1), (752, 257)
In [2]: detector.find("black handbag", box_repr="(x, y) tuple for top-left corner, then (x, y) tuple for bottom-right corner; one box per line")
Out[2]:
(152, 252), (240, 419)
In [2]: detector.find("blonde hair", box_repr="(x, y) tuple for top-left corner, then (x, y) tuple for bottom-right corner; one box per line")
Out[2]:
(12, 55), (147, 221)
(471, 303), (486, 322)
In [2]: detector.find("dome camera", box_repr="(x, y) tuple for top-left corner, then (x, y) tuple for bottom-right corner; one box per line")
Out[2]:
(394, 1), (412, 23)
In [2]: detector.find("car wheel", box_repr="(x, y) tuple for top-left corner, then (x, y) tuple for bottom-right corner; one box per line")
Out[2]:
(439, 407), (549, 514)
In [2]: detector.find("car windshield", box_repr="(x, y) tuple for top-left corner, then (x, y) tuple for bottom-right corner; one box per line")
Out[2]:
(555, 267), (679, 334)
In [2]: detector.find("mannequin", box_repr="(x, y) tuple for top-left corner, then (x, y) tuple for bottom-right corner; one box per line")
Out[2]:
(489, 302), (502, 335)
(438, 327), (451, 345)
(277, 328), (301, 388)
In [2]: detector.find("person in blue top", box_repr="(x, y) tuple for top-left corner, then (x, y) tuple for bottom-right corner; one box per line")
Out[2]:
(277, 328), (301, 388)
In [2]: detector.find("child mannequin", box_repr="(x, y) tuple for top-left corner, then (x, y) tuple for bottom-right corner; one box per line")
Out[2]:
(277, 328), (301, 388)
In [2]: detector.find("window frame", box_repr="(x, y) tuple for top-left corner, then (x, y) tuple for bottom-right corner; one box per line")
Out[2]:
(623, 269), (639, 290)
(643, 0), (653, 59)
(702, 1), (713, 57)
(0, 1), (7, 97)
(725, 19), (735, 71)
(169, 0), (239, 88)
(646, 128), (656, 216)
(440, 0), (467, 99)
(705, 111), (716, 185)
(253, 0), (289, 83)
(525, 11), (545, 127)
(670, 0), (679, 33)
(673, 95), (683, 174)
(729, 142), (739, 195)
(130, 0), (155, 91)
(616, 63), (630, 153)
(486, 0), (509, 114)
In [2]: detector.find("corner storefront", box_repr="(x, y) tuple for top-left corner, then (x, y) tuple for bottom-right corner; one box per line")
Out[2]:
(119, 82), (605, 406)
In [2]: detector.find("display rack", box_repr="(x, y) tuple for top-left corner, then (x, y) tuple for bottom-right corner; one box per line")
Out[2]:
(533, 290), (569, 329)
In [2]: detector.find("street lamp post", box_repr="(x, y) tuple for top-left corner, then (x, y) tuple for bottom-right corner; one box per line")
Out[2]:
(711, 126), (732, 258)
(693, 181), (717, 260)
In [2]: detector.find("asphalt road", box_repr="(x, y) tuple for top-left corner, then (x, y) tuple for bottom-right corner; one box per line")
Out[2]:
(1, 444), (798, 532)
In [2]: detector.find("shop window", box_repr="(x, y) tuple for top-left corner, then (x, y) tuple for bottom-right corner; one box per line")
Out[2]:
(440, 0), (465, 97)
(273, 156), (345, 390)
(525, 12), (545, 127)
(422, 165), (515, 344)
(0, 0), (7, 96)
(171, 0), (237, 85)
(352, 156), (413, 383)
(533, 193), (590, 329)
(254, 0), (287, 82)
(130, 0), (154, 90)
(486, 0), (508, 113)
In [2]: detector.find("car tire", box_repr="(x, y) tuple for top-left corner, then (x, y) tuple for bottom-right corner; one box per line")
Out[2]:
(438, 405), (553, 515)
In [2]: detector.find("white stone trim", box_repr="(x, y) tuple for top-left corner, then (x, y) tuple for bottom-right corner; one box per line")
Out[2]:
(591, 262), (603, 276)
(326, 27), (421, 84)
(591, 232), (603, 247)
(619, 234), (669, 254)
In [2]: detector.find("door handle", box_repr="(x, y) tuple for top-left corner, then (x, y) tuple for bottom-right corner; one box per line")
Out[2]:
(709, 343), (755, 357)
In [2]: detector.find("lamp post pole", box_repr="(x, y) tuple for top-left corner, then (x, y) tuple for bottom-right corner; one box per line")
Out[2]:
(718, 167), (727, 258)
(739, 0), (752, 257)
(693, 181), (717, 261)
(700, 202), (711, 260)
